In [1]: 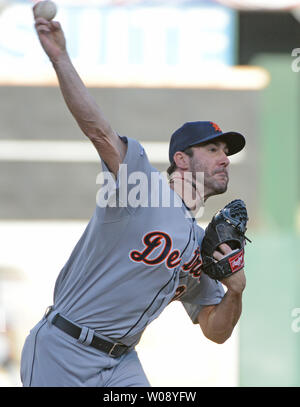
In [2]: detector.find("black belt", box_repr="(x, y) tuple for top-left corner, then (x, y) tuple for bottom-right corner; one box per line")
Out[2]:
(46, 308), (129, 358)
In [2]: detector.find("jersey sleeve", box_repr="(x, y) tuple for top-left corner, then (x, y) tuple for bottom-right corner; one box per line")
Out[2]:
(96, 136), (155, 221)
(180, 272), (225, 324)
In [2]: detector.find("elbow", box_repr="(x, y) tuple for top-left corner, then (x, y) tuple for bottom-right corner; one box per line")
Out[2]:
(208, 336), (229, 345)
(202, 329), (232, 345)
(197, 306), (235, 345)
(76, 114), (113, 143)
(85, 124), (113, 143)
(212, 335), (230, 345)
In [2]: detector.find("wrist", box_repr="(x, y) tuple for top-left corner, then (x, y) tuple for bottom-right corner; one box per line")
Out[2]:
(225, 280), (246, 296)
(226, 286), (245, 297)
(222, 269), (246, 295)
(51, 51), (70, 67)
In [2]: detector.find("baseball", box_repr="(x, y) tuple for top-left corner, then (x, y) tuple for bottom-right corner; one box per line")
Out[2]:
(33, 1), (57, 21)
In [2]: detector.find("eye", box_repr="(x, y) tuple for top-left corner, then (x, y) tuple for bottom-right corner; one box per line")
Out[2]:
(209, 146), (217, 152)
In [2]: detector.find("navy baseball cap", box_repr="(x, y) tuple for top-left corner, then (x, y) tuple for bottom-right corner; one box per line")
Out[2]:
(169, 121), (246, 163)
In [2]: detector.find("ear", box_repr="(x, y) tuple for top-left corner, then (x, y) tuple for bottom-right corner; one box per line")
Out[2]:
(173, 151), (190, 171)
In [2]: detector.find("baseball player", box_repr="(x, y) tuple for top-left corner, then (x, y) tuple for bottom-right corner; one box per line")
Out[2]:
(20, 15), (247, 387)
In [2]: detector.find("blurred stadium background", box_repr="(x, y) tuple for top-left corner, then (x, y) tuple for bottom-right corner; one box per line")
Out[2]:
(0, 0), (299, 387)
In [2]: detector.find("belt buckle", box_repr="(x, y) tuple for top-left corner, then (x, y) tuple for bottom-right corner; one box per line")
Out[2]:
(108, 342), (122, 358)
(44, 305), (53, 318)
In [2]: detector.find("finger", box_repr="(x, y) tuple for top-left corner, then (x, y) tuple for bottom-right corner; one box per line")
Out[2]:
(218, 243), (232, 255)
(213, 250), (223, 261)
(34, 17), (51, 26)
(36, 25), (51, 34)
(50, 21), (61, 31)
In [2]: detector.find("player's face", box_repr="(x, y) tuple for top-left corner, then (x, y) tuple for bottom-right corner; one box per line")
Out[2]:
(188, 141), (230, 200)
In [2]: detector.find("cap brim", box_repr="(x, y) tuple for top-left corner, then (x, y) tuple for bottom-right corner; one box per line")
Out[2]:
(189, 131), (245, 156)
(217, 131), (246, 156)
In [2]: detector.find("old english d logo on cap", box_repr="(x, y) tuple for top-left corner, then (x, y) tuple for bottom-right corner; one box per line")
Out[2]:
(210, 122), (222, 133)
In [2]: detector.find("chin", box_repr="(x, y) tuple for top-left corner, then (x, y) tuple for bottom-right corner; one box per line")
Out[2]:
(213, 182), (228, 195)
(205, 179), (229, 199)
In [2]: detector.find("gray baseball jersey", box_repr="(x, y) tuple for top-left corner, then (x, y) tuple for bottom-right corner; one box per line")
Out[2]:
(20, 136), (224, 387)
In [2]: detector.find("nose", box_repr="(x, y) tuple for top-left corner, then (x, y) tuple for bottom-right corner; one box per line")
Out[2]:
(219, 151), (230, 168)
